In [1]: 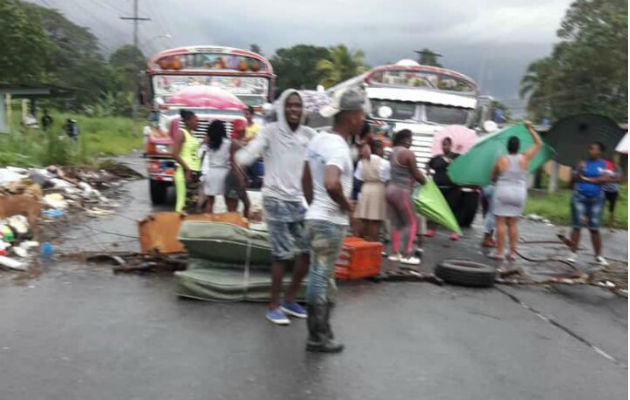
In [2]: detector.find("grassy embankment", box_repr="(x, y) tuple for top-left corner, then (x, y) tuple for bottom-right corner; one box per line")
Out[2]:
(0, 110), (142, 167)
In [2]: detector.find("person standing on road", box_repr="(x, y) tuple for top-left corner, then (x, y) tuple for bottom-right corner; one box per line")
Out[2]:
(41, 109), (53, 132)
(199, 120), (249, 216)
(354, 140), (389, 241)
(236, 89), (315, 325)
(172, 110), (201, 213)
(244, 106), (261, 143)
(567, 142), (611, 266)
(480, 184), (497, 248)
(602, 158), (622, 230)
(302, 87), (366, 353)
(490, 121), (542, 261)
(426, 137), (461, 241)
(386, 129), (427, 266)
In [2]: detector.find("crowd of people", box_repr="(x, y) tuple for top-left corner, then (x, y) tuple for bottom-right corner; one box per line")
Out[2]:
(169, 86), (623, 353)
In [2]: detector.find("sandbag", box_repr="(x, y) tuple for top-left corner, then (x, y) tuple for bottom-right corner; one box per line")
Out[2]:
(175, 268), (307, 302)
(178, 221), (272, 264)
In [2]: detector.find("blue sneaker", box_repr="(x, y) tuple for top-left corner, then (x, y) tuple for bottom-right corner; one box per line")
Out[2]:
(266, 308), (290, 325)
(280, 302), (308, 319)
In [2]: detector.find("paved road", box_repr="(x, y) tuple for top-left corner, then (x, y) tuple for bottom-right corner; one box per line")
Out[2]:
(0, 154), (626, 400)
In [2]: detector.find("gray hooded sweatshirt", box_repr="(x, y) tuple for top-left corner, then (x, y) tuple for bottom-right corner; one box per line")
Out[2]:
(235, 89), (316, 202)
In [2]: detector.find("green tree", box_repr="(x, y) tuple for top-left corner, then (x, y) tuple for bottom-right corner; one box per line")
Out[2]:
(519, 57), (554, 121)
(270, 44), (330, 92)
(19, 1), (110, 109)
(316, 45), (368, 88)
(249, 44), (263, 56)
(0, 0), (50, 85)
(521, 0), (627, 121)
(109, 45), (146, 92)
(416, 48), (443, 67)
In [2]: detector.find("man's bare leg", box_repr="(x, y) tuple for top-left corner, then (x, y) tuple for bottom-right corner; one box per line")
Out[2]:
(284, 253), (309, 304)
(269, 260), (286, 310)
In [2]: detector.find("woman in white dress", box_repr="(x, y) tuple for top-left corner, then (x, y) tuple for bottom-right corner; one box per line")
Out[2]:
(354, 140), (389, 241)
(200, 120), (240, 213)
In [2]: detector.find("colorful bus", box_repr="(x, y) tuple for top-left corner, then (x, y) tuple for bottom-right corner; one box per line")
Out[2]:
(328, 59), (483, 226)
(328, 59), (480, 168)
(141, 46), (276, 203)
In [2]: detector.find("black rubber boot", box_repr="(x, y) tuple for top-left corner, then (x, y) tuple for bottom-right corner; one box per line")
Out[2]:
(306, 304), (344, 353)
(324, 302), (334, 340)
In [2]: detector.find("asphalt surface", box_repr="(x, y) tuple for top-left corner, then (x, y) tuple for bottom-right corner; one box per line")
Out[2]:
(0, 153), (627, 400)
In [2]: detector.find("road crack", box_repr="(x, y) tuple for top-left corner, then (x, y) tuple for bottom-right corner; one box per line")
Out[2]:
(495, 286), (627, 369)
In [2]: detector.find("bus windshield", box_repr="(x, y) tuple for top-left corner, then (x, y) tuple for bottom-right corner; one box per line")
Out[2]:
(152, 75), (269, 105)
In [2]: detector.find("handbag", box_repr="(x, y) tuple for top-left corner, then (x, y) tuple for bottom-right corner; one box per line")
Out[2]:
(191, 150), (207, 184)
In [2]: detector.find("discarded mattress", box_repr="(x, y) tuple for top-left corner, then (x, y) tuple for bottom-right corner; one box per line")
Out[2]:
(174, 265), (307, 302)
(178, 221), (272, 265)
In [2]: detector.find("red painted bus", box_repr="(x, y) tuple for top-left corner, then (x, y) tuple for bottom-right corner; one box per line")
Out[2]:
(141, 46), (276, 204)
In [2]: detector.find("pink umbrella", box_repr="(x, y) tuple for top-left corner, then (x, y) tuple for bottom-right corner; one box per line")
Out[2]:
(167, 86), (246, 110)
(431, 125), (478, 156)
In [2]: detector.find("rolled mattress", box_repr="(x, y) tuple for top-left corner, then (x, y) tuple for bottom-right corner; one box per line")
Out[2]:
(178, 221), (272, 265)
(174, 266), (307, 302)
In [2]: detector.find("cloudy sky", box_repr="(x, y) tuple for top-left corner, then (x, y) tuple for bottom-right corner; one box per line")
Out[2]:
(33, 0), (573, 114)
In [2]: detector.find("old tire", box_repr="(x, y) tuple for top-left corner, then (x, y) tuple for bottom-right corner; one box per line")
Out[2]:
(435, 260), (495, 287)
(150, 180), (167, 205)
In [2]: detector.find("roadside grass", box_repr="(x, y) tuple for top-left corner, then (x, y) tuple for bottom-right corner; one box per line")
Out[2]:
(526, 185), (628, 229)
(1, 110), (142, 167)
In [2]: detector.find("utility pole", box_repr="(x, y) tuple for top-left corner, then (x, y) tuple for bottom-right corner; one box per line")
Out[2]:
(120, 0), (151, 50)
(120, 0), (150, 135)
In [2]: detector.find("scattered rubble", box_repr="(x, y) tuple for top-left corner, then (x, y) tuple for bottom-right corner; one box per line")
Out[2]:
(0, 162), (140, 274)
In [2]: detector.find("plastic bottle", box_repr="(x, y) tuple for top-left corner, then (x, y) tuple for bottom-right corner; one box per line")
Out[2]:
(40, 242), (54, 259)
(0, 225), (15, 242)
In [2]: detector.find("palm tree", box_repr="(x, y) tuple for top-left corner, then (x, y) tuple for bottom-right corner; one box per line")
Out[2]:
(316, 45), (369, 88)
(519, 57), (553, 120)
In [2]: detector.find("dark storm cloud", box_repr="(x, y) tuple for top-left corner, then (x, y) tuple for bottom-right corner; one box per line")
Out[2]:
(34, 0), (572, 113)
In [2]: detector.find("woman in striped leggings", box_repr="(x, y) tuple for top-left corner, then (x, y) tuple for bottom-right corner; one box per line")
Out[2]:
(385, 129), (426, 265)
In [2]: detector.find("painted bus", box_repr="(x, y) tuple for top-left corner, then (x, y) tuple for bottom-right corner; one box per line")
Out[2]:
(141, 46), (276, 203)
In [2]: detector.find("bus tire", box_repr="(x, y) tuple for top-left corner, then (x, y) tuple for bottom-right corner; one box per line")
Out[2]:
(150, 180), (167, 205)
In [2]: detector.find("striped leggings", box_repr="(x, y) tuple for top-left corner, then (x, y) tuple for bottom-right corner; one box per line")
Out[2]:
(385, 186), (417, 257)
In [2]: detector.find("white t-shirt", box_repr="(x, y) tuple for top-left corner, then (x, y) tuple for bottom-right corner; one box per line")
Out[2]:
(305, 132), (353, 225)
(354, 155), (391, 183)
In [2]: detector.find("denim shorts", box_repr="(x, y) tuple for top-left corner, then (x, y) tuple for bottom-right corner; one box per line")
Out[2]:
(571, 192), (604, 230)
(263, 197), (308, 261)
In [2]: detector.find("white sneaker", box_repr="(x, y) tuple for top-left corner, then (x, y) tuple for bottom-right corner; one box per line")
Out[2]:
(400, 256), (421, 266)
(566, 252), (578, 263)
(388, 253), (401, 262)
(595, 256), (609, 266)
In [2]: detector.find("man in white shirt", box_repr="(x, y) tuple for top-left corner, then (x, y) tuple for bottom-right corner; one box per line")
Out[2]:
(236, 89), (315, 326)
(302, 87), (366, 353)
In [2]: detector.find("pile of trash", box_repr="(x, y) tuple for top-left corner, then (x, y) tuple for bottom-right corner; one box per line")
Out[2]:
(0, 164), (133, 272)
(0, 214), (43, 271)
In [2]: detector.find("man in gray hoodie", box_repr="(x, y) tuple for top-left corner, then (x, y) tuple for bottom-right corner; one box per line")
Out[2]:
(236, 89), (315, 325)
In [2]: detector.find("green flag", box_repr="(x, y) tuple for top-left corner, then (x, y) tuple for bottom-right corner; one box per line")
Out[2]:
(447, 123), (555, 187)
(413, 178), (462, 234)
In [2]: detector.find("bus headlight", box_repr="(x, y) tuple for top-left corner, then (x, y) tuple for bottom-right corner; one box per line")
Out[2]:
(155, 144), (171, 154)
